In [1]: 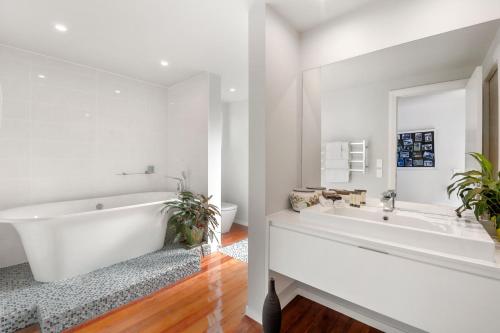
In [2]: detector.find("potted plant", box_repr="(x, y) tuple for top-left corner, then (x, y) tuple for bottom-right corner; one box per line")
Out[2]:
(162, 191), (220, 247)
(447, 153), (500, 237)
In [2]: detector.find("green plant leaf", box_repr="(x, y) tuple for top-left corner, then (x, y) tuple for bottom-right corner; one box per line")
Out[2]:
(162, 191), (221, 246)
(448, 153), (500, 222)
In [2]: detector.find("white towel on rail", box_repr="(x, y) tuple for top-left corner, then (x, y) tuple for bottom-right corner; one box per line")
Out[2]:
(324, 141), (350, 183)
(325, 159), (349, 169)
(325, 142), (349, 159)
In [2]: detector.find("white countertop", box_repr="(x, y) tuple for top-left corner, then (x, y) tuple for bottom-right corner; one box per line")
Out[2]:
(267, 207), (500, 280)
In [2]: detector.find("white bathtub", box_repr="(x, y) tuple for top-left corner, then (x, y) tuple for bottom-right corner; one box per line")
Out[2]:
(0, 192), (176, 282)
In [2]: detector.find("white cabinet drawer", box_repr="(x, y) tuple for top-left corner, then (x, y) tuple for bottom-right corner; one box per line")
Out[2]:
(269, 225), (500, 333)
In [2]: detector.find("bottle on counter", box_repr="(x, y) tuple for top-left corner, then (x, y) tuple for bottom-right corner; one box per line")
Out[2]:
(355, 189), (367, 205)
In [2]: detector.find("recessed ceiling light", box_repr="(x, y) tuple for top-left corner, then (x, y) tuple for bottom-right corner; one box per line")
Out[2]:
(114, 90), (121, 94)
(160, 60), (169, 67)
(37, 74), (46, 79)
(229, 88), (236, 92)
(53, 23), (68, 32)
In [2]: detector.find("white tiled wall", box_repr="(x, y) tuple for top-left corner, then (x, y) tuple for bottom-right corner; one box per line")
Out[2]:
(0, 45), (170, 267)
(166, 73), (210, 195)
(0, 45), (170, 208)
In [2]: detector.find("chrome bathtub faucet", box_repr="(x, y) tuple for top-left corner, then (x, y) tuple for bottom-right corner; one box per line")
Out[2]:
(166, 174), (186, 193)
(381, 190), (396, 212)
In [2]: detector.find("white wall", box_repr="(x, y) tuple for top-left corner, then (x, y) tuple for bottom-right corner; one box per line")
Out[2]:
(247, 1), (301, 322)
(265, 7), (301, 214)
(0, 45), (171, 208)
(207, 73), (223, 248)
(166, 73), (211, 195)
(0, 45), (170, 268)
(397, 90), (466, 205)
(264, 7), (302, 317)
(222, 100), (249, 225)
(247, 0), (268, 322)
(160, 72), (223, 247)
(301, 0), (500, 70)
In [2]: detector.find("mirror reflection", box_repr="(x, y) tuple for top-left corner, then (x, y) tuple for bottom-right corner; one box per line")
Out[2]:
(302, 20), (500, 206)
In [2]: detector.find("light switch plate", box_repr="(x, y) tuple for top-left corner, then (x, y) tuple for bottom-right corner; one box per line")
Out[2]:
(376, 169), (383, 178)
(376, 159), (383, 168)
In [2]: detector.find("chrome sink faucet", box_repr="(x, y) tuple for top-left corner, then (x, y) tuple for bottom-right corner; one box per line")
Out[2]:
(381, 190), (397, 212)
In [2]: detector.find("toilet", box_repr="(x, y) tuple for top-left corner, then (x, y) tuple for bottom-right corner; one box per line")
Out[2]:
(221, 202), (238, 234)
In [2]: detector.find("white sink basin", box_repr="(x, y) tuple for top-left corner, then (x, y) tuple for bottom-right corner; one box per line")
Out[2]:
(300, 204), (496, 262)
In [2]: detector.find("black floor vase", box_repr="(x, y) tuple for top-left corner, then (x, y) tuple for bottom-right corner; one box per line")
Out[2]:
(262, 278), (282, 333)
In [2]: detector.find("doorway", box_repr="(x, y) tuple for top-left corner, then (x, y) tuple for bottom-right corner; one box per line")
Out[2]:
(485, 68), (499, 174)
(388, 75), (483, 206)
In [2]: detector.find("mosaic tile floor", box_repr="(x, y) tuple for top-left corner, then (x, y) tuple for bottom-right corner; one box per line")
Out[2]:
(220, 239), (248, 263)
(0, 244), (209, 333)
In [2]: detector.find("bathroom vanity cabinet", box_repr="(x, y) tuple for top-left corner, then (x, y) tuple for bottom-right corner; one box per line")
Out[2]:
(268, 209), (500, 333)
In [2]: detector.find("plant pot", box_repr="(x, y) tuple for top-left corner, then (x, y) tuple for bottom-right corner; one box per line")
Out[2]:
(289, 188), (320, 212)
(479, 219), (497, 238)
(183, 226), (204, 246)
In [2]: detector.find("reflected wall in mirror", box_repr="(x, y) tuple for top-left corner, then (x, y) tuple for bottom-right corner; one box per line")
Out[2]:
(392, 81), (468, 205)
(302, 20), (500, 206)
(301, 68), (322, 187)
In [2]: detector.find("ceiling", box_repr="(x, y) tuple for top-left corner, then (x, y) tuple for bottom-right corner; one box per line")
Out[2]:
(320, 20), (500, 91)
(267, 0), (384, 32)
(0, 0), (248, 101)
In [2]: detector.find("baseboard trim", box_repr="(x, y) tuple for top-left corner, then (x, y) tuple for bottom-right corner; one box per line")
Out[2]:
(245, 305), (261, 324)
(234, 219), (248, 226)
(277, 281), (299, 309)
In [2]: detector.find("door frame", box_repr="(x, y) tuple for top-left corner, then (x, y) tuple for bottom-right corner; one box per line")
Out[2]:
(483, 64), (498, 168)
(387, 79), (468, 189)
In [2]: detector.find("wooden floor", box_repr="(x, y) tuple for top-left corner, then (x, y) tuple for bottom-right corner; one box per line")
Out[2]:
(281, 296), (383, 333)
(221, 223), (248, 247)
(20, 224), (382, 333)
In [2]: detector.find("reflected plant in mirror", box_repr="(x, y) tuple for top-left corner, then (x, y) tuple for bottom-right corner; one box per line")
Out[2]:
(447, 153), (500, 236)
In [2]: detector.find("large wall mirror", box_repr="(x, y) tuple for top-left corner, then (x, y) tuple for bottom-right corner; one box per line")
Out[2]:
(301, 20), (500, 206)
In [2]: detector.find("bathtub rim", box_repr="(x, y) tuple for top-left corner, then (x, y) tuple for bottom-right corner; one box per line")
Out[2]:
(0, 191), (177, 224)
